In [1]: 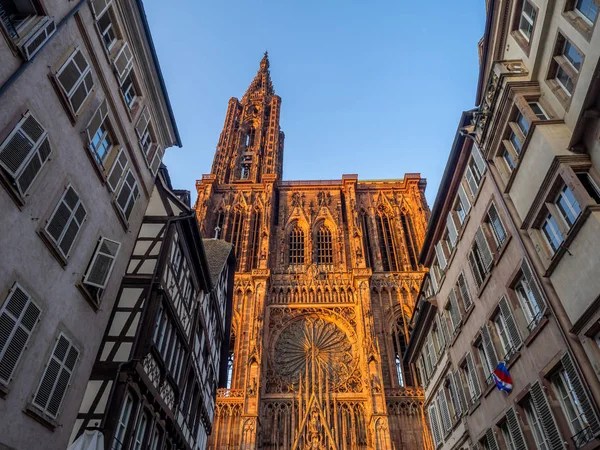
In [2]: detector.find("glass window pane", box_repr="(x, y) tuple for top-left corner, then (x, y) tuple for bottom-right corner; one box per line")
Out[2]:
(516, 112), (530, 134)
(556, 66), (574, 95)
(563, 41), (583, 71)
(509, 132), (522, 154)
(529, 102), (548, 120)
(556, 186), (581, 227)
(576, 0), (598, 23)
(542, 214), (564, 252)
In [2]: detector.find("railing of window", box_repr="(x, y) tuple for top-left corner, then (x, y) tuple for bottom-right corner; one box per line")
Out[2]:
(526, 311), (543, 332)
(0, 4), (19, 39)
(502, 345), (517, 362)
(572, 425), (594, 449)
(486, 373), (495, 386)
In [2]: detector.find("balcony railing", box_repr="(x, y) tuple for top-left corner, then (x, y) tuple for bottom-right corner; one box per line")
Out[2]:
(0, 4), (19, 39)
(572, 426), (594, 449)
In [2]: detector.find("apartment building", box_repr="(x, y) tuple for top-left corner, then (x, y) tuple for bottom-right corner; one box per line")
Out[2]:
(0, 0), (180, 448)
(70, 168), (235, 450)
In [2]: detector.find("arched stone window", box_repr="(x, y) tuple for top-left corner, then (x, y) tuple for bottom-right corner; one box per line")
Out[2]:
(215, 209), (225, 239)
(376, 213), (399, 271)
(400, 213), (418, 270)
(360, 211), (374, 268)
(391, 313), (413, 387)
(226, 208), (244, 270)
(288, 225), (304, 265)
(316, 224), (333, 265)
(247, 209), (261, 271)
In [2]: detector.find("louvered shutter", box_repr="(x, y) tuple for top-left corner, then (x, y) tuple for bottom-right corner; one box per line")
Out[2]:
(457, 274), (472, 310)
(438, 391), (452, 432)
(116, 170), (139, 220)
(440, 314), (451, 347)
(32, 333), (79, 418)
(521, 260), (545, 312)
(448, 290), (461, 331)
(468, 250), (484, 287)
(45, 186), (87, 258)
(85, 99), (109, 146)
(435, 316), (445, 349)
(83, 238), (121, 288)
(57, 49), (94, 114)
(561, 353), (600, 434)
(429, 267), (439, 294)
(530, 382), (563, 450)
(448, 374), (462, 417)
(437, 314), (450, 349)
(466, 351), (481, 400)
(465, 167), (479, 197)
(428, 404), (442, 445)
(472, 144), (487, 176)
(435, 242), (448, 270)
(458, 184), (471, 214)
(446, 212), (459, 247)
(475, 226), (493, 271)
(0, 284), (41, 386)
(485, 428), (499, 450)
(106, 148), (129, 192)
(454, 371), (469, 414)
(498, 297), (522, 350)
(427, 334), (437, 365)
(506, 408), (527, 450)
(22, 17), (56, 60)
(90, 0), (112, 17)
(135, 107), (151, 138)
(150, 146), (164, 175)
(481, 324), (499, 369)
(113, 42), (133, 81)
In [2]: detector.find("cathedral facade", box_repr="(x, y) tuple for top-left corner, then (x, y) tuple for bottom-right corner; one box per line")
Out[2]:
(195, 53), (432, 450)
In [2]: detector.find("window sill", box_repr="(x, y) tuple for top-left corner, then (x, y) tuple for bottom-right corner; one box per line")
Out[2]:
(483, 379), (495, 398)
(75, 281), (101, 312)
(457, 213), (471, 242)
(48, 74), (94, 125)
(545, 78), (574, 112)
(494, 235), (512, 265)
(36, 229), (69, 268)
(510, 30), (532, 57)
(562, 11), (594, 42)
(524, 315), (549, 347)
(82, 143), (109, 188)
(476, 270), (493, 297)
(23, 403), (59, 431)
(467, 398), (481, 416)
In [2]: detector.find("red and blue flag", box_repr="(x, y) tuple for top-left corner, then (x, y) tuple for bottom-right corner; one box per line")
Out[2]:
(492, 361), (513, 393)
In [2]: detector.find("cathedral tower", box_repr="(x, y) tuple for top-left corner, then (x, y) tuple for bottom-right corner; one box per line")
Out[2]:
(195, 54), (432, 450)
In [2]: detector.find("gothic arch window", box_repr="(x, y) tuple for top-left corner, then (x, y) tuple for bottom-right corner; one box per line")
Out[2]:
(245, 127), (256, 147)
(288, 225), (305, 265)
(376, 212), (399, 271)
(391, 313), (413, 387)
(226, 208), (245, 270)
(400, 213), (418, 270)
(215, 209), (225, 239)
(247, 209), (261, 271)
(360, 211), (374, 269)
(316, 223), (333, 265)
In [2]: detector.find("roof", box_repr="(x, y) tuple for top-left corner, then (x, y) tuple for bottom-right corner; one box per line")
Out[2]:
(202, 239), (234, 286)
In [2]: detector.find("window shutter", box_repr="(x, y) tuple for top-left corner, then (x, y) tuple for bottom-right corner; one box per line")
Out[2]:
(427, 334), (437, 366)
(448, 374), (461, 417)
(498, 296), (522, 350)
(448, 290), (461, 331)
(487, 204), (506, 247)
(485, 428), (499, 450)
(471, 144), (487, 176)
(437, 314), (449, 349)
(446, 212), (459, 247)
(481, 324), (499, 368)
(83, 238), (121, 289)
(521, 260), (545, 312)
(85, 99), (109, 146)
(465, 167), (479, 197)
(22, 17), (56, 60)
(457, 274), (472, 310)
(438, 391), (452, 432)
(428, 404), (442, 445)
(453, 371), (469, 414)
(150, 146), (164, 175)
(530, 382), (563, 450)
(106, 147), (129, 192)
(57, 49), (94, 114)
(32, 333), (79, 418)
(116, 170), (139, 220)
(113, 42), (134, 81)
(505, 407), (527, 450)
(135, 107), (151, 139)
(475, 226), (493, 271)
(435, 242), (447, 270)
(45, 186), (86, 258)
(91, 0), (112, 18)
(429, 268), (439, 294)
(561, 353), (600, 434)
(458, 184), (471, 214)
(466, 351), (481, 399)
(0, 284), (41, 386)
(468, 250), (483, 288)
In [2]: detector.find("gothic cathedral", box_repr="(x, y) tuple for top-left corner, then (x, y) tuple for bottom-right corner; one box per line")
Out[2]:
(195, 53), (432, 450)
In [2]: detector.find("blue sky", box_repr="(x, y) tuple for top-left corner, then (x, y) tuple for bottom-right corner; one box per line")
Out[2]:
(145, 1), (486, 205)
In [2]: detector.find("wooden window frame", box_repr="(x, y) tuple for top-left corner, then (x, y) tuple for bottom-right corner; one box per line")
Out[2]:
(510, 0), (539, 55)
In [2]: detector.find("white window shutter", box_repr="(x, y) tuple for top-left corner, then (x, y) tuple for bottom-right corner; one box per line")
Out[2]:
(466, 351), (481, 400)
(106, 148), (129, 193)
(448, 289), (461, 331)
(57, 49), (94, 114)
(32, 333), (79, 418)
(135, 107), (151, 139)
(435, 315), (446, 349)
(485, 428), (499, 450)
(83, 238), (121, 289)
(90, 0), (112, 18)
(113, 42), (133, 82)
(438, 391), (452, 432)
(521, 260), (545, 312)
(435, 242), (447, 270)
(468, 250), (483, 288)
(429, 268), (439, 294)
(471, 144), (487, 176)
(85, 99), (109, 145)
(457, 274), (472, 310)
(45, 186), (87, 258)
(458, 184), (471, 214)
(22, 17), (56, 60)
(481, 324), (499, 369)
(428, 404), (442, 445)
(530, 382), (564, 450)
(561, 353), (600, 435)
(453, 371), (468, 415)
(446, 212), (458, 247)
(150, 146), (164, 175)
(0, 284), (41, 386)
(498, 296), (522, 350)
(475, 226), (493, 271)
(505, 407), (527, 450)
(116, 170), (139, 220)
(465, 167), (479, 197)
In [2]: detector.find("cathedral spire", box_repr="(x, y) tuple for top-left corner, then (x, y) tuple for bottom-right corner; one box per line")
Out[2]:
(242, 52), (274, 103)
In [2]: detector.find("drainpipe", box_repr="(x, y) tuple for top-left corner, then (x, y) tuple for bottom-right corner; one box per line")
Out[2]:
(0, 0), (89, 99)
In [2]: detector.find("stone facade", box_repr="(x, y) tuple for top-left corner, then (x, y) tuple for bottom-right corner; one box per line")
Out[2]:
(195, 54), (433, 449)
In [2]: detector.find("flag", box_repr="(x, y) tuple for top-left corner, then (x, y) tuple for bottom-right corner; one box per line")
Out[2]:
(493, 361), (513, 393)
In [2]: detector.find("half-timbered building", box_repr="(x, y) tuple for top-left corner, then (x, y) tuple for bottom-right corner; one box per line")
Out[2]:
(70, 168), (235, 450)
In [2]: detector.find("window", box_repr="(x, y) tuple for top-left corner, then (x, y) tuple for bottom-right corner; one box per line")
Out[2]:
(515, 112), (530, 135)
(486, 203), (507, 249)
(466, 158), (483, 196)
(464, 352), (481, 403)
(113, 394), (134, 450)
(575, 0), (598, 23)
(361, 212), (374, 268)
(0, 1), (56, 59)
(400, 214), (418, 270)
(481, 428), (500, 450)
(226, 209), (244, 270)
(288, 225), (304, 265)
(113, 42), (133, 83)
(496, 297), (523, 359)
(247, 209), (262, 271)
(56, 48), (94, 115)
(576, 172), (600, 203)
(468, 226), (493, 288)
(120, 71), (139, 109)
(83, 237), (121, 296)
(502, 148), (516, 172)
(106, 148), (129, 193)
(448, 371), (468, 420)
(446, 211), (459, 248)
(133, 413), (148, 450)
(525, 382), (564, 450)
(435, 241), (448, 271)
(501, 408), (528, 450)
(518, 0), (537, 41)
(0, 111), (51, 196)
(456, 184), (471, 221)
(455, 273), (472, 311)
(509, 131), (523, 155)
(150, 428), (162, 450)
(376, 213), (399, 271)
(529, 101), (549, 120)
(135, 107), (162, 174)
(428, 403), (443, 446)
(316, 224), (333, 265)
(541, 213), (564, 253)
(551, 35), (584, 98)
(514, 261), (545, 330)
(524, 398), (550, 450)
(45, 185), (87, 258)
(478, 326), (498, 386)
(447, 291), (462, 333)
(115, 169), (140, 221)
(85, 99), (115, 166)
(436, 389), (452, 434)
(32, 333), (79, 418)
(564, 41), (583, 70)
(97, 9), (118, 50)
(556, 185), (581, 227)
(0, 284), (41, 386)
